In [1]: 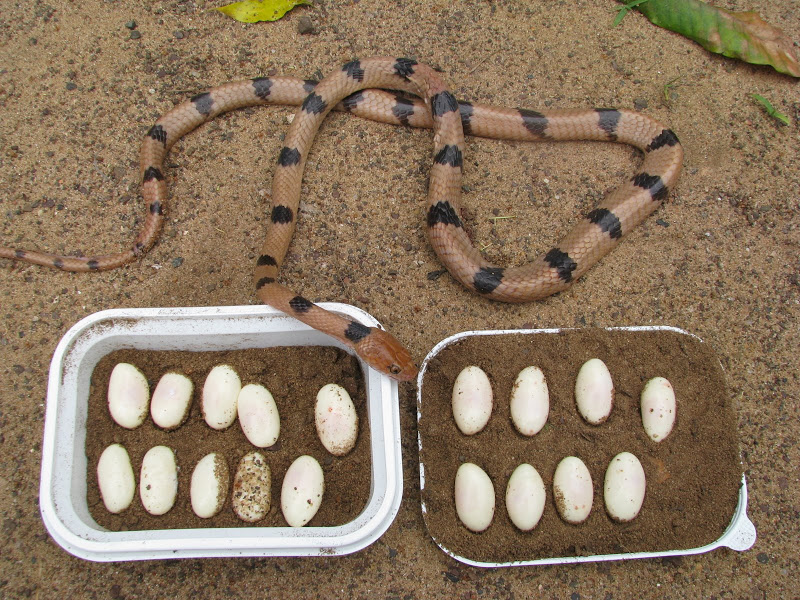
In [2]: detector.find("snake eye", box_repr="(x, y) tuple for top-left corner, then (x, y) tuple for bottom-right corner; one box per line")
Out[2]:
(390, 365), (402, 375)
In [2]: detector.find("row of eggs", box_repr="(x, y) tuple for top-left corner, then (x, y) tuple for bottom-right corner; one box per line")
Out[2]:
(451, 360), (677, 442)
(455, 452), (646, 533)
(97, 444), (325, 527)
(107, 363), (359, 456)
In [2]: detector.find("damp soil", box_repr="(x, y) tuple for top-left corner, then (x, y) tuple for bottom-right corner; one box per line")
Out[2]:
(86, 346), (369, 530)
(418, 328), (741, 564)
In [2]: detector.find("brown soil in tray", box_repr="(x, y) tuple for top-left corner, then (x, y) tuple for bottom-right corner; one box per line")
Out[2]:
(418, 328), (741, 564)
(86, 346), (369, 530)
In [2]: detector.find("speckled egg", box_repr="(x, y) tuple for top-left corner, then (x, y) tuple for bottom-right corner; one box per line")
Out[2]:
(150, 372), (193, 430)
(315, 383), (359, 456)
(107, 363), (149, 429)
(237, 383), (280, 448)
(509, 366), (549, 436)
(575, 358), (614, 425)
(640, 376), (676, 442)
(232, 451), (271, 523)
(505, 463), (546, 531)
(97, 443), (135, 514)
(553, 456), (593, 524)
(202, 365), (241, 430)
(139, 445), (178, 516)
(281, 455), (324, 527)
(451, 366), (493, 435)
(454, 462), (495, 532)
(190, 452), (229, 519)
(604, 452), (646, 522)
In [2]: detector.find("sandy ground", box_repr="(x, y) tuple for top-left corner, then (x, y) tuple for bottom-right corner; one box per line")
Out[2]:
(1, 0), (798, 597)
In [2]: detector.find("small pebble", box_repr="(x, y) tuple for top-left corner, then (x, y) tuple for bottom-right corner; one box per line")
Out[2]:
(296, 16), (315, 34)
(124, 20), (137, 30)
(130, 31), (142, 40)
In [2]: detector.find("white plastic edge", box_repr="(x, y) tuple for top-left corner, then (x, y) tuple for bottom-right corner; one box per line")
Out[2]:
(416, 325), (756, 568)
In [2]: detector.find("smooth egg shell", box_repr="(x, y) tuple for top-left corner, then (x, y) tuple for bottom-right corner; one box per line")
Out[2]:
(281, 455), (324, 527)
(139, 445), (178, 516)
(190, 452), (230, 518)
(97, 443), (135, 514)
(150, 372), (193, 430)
(454, 463), (495, 532)
(202, 365), (241, 430)
(641, 376), (676, 442)
(505, 463), (546, 531)
(452, 366), (493, 435)
(604, 452), (646, 522)
(315, 383), (359, 456)
(107, 363), (149, 429)
(237, 384), (280, 448)
(232, 451), (272, 523)
(575, 358), (614, 425)
(509, 366), (549, 436)
(553, 456), (593, 524)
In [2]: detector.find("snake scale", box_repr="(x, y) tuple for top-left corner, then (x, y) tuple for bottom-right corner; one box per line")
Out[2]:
(0, 57), (683, 382)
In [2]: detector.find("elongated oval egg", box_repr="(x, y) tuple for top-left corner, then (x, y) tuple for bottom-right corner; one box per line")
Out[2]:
(281, 455), (324, 527)
(202, 365), (241, 430)
(150, 372), (193, 430)
(454, 463), (495, 532)
(107, 363), (149, 429)
(97, 443), (135, 514)
(452, 366), (493, 435)
(505, 463), (546, 531)
(509, 366), (549, 436)
(575, 358), (614, 425)
(190, 452), (229, 518)
(640, 377), (676, 442)
(604, 452), (646, 522)
(553, 456), (593, 524)
(232, 451), (272, 523)
(315, 383), (359, 456)
(139, 445), (178, 516)
(237, 384), (280, 448)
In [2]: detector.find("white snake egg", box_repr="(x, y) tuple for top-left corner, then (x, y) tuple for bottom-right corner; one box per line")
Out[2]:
(451, 365), (493, 435)
(454, 462), (495, 533)
(281, 455), (324, 527)
(315, 383), (359, 456)
(575, 358), (614, 425)
(237, 383), (280, 448)
(97, 443), (135, 514)
(603, 452), (646, 522)
(232, 451), (272, 523)
(640, 376), (676, 442)
(150, 372), (193, 430)
(509, 366), (549, 436)
(190, 452), (230, 519)
(139, 445), (178, 516)
(553, 456), (594, 524)
(505, 463), (546, 531)
(107, 362), (149, 429)
(202, 364), (241, 430)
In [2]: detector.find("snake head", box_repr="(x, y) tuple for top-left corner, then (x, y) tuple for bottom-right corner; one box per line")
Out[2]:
(356, 327), (418, 382)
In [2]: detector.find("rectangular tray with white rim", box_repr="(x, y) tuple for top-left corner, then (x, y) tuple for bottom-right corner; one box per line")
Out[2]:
(40, 304), (403, 562)
(416, 326), (756, 568)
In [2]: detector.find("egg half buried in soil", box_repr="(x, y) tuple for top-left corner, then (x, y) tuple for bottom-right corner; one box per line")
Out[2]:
(232, 451), (272, 523)
(451, 366), (493, 435)
(139, 445), (178, 516)
(315, 383), (359, 456)
(237, 383), (280, 448)
(150, 372), (193, 430)
(190, 452), (230, 519)
(509, 366), (550, 436)
(553, 456), (593, 524)
(575, 358), (614, 425)
(107, 362), (149, 429)
(97, 443), (136, 514)
(640, 376), (677, 442)
(603, 452), (646, 522)
(281, 455), (324, 527)
(505, 463), (546, 531)
(202, 364), (241, 430)
(454, 462), (495, 532)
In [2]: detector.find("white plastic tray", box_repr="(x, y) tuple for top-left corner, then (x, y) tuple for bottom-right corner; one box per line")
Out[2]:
(40, 304), (403, 562)
(416, 326), (756, 568)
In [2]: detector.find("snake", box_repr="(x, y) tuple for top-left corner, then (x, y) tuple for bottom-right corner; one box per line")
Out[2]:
(0, 56), (683, 382)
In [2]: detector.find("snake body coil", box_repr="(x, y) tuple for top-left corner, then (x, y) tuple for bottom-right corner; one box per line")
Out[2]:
(0, 57), (683, 381)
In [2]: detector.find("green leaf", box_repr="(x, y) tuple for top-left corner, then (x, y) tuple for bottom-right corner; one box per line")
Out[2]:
(214, 0), (311, 24)
(751, 94), (790, 126)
